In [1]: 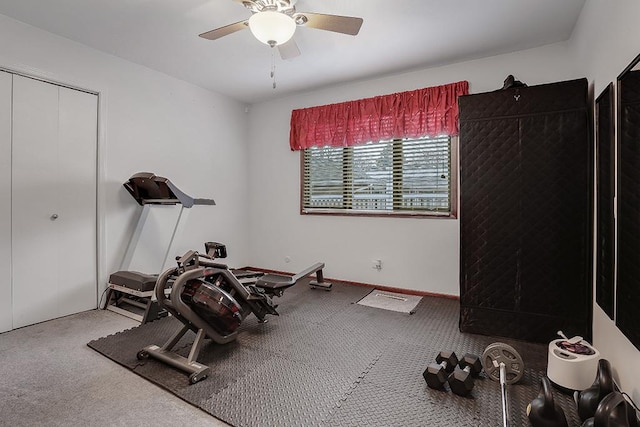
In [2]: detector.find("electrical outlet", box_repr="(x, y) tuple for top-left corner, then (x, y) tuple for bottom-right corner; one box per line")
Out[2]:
(372, 259), (382, 271)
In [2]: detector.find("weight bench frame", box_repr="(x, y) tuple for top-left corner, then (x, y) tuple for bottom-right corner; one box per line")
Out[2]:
(104, 283), (164, 324)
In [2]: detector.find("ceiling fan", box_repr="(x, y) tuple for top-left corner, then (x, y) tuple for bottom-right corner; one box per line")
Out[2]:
(199, 0), (364, 59)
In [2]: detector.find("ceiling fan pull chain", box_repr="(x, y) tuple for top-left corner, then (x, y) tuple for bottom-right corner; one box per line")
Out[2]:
(271, 47), (277, 89)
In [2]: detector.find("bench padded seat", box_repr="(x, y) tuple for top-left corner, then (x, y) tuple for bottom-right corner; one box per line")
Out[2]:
(109, 271), (158, 292)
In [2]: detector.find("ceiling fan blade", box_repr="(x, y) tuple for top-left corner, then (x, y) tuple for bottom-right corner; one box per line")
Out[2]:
(278, 39), (301, 60)
(296, 13), (363, 36)
(199, 20), (248, 41)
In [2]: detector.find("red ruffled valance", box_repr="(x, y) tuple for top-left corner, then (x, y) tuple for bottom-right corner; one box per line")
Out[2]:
(289, 81), (469, 150)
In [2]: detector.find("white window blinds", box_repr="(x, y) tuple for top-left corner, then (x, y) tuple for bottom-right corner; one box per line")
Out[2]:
(302, 136), (452, 215)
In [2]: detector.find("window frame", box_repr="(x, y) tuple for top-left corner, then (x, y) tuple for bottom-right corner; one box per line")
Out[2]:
(299, 136), (458, 219)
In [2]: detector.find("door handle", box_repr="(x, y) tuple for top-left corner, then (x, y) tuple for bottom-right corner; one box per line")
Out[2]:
(50, 214), (59, 220)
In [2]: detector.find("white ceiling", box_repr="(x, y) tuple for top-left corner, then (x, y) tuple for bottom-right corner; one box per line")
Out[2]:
(0, 0), (586, 104)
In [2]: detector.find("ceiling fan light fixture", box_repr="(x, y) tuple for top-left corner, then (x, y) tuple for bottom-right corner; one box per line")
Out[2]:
(248, 11), (296, 47)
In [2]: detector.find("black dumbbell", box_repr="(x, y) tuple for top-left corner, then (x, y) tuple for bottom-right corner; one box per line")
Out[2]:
(448, 353), (482, 396)
(423, 351), (459, 390)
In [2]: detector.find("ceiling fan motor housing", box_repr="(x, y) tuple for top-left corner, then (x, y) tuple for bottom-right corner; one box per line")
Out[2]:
(241, 0), (297, 15)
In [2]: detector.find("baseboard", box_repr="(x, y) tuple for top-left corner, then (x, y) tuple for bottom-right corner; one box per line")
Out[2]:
(239, 266), (459, 301)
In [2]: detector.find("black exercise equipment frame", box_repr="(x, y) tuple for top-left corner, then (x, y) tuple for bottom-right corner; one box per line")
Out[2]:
(137, 248), (330, 384)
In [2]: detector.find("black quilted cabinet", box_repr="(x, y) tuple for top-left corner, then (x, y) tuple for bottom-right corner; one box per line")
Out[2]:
(458, 78), (592, 343)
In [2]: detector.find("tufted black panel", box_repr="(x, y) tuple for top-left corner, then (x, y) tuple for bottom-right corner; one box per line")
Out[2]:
(519, 112), (591, 318)
(617, 69), (640, 351)
(459, 78), (592, 343)
(459, 118), (520, 312)
(459, 80), (588, 122)
(596, 84), (615, 319)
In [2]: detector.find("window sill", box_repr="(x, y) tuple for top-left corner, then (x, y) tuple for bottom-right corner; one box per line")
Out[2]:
(300, 208), (457, 219)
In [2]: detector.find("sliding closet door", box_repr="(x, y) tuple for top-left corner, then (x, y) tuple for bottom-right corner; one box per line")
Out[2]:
(12, 75), (97, 328)
(0, 72), (12, 333)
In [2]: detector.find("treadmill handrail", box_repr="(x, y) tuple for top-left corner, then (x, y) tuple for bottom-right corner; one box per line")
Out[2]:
(164, 179), (215, 208)
(123, 172), (215, 207)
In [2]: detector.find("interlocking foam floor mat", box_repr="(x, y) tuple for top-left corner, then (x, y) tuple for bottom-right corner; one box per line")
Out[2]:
(89, 281), (582, 427)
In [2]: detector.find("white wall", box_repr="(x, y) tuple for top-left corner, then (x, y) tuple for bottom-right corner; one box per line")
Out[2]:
(247, 42), (580, 295)
(2, 0), (638, 403)
(569, 0), (640, 403)
(0, 15), (251, 301)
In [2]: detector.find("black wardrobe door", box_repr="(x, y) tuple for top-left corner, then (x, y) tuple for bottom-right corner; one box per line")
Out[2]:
(518, 111), (592, 339)
(459, 118), (521, 331)
(617, 71), (640, 350)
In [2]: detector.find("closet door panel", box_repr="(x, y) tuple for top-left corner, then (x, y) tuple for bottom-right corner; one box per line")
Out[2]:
(459, 118), (521, 329)
(57, 87), (97, 316)
(0, 71), (12, 333)
(12, 76), (60, 328)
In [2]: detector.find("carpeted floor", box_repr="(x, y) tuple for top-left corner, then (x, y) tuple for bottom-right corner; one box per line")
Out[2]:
(0, 309), (227, 427)
(88, 280), (583, 427)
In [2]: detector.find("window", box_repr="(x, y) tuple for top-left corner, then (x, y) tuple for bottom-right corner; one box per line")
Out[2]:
(302, 136), (456, 217)
(291, 81), (468, 218)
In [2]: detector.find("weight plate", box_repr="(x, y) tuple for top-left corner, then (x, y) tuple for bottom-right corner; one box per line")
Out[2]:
(481, 342), (524, 385)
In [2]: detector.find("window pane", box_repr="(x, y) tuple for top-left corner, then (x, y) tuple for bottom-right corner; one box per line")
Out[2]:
(303, 146), (345, 208)
(351, 142), (393, 210)
(400, 137), (450, 211)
